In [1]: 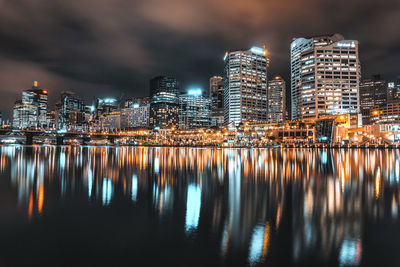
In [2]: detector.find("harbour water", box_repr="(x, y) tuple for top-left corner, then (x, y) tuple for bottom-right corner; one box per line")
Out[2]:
(0, 146), (399, 266)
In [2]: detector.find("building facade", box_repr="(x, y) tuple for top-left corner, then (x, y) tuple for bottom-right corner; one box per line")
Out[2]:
(291, 36), (322, 120)
(12, 101), (37, 129)
(290, 34), (361, 123)
(121, 104), (150, 129)
(267, 76), (286, 124)
(124, 96), (150, 108)
(12, 81), (48, 129)
(371, 101), (400, 125)
(223, 46), (268, 126)
(46, 110), (57, 130)
(58, 91), (86, 130)
(149, 76), (180, 128)
(388, 78), (400, 102)
(98, 112), (121, 131)
(178, 89), (211, 129)
(134, 96), (150, 105)
(95, 98), (119, 119)
(209, 76), (224, 127)
(359, 75), (387, 125)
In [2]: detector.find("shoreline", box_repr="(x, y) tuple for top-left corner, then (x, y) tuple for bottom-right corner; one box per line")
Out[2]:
(1, 143), (399, 149)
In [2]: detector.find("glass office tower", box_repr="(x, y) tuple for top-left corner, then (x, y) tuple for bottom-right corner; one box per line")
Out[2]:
(223, 46), (268, 126)
(290, 34), (361, 123)
(149, 76), (180, 128)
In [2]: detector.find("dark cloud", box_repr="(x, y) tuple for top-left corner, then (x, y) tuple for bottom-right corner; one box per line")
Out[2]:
(0, 0), (399, 118)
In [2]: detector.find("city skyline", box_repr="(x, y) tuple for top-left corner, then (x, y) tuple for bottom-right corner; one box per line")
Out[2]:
(0, 0), (399, 118)
(1, 40), (398, 123)
(3, 54), (400, 132)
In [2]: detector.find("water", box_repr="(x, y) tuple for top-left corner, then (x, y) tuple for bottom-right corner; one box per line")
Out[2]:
(0, 146), (400, 266)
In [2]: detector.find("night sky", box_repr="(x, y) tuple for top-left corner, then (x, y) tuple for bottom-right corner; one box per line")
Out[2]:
(0, 0), (399, 118)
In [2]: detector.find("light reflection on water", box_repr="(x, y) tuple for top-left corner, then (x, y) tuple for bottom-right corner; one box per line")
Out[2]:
(0, 146), (400, 266)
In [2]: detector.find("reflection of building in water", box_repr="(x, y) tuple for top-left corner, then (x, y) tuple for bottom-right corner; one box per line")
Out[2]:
(290, 149), (400, 265)
(2, 146), (154, 215)
(1, 147), (400, 265)
(0, 152), (8, 173)
(102, 178), (113, 205)
(220, 149), (287, 266)
(185, 184), (201, 233)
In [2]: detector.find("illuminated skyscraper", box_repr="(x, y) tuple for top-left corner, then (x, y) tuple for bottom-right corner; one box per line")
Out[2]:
(267, 76), (286, 124)
(359, 75), (387, 125)
(95, 98), (119, 119)
(210, 76), (223, 96)
(149, 76), (180, 128)
(46, 110), (57, 129)
(133, 96), (150, 105)
(57, 91), (86, 130)
(178, 89), (211, 129)
(223, 46), (268, 126)
(209, 76), (224, 127)
(12, 81), (48, 129)
(121, 103), (150, 129)
(388, 82), (396, 102)
(290, 34), (361, 122)
(388, 76), (400, 102)
(12, 101), (37, 129)
(124, 96), (150, 108)
(98, 112), (121, 131)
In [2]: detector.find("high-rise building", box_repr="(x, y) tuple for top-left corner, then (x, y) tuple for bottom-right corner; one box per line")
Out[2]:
(121, 104), (150, 129)
(85, 105), (96, 127)
(388, 77), (400, 102)
(21, 81), (48, 128)
(388, 82), (396, 102)
(267, 76), (286, 124)
(149, 76), (180, 128)
(370, 101), (400, 125)
(290, 34), (361, 123)
(57, 91), (86, 130)
(12, 101), (37, 129)
(123, 96), (150, 108)
(123, 98), (134, 109)
(209, 76), (224, 127)
(46, 110), (57, 130)
(98, 112), (121, 131)
(0, 112), (2, 126)
(134, 96), (150, 105)
(291, 37), (319, 121)
(210, 76), (223, 96)
(223, 46), (268, 126)
(95, 98), (119, 119)
(359, 75), (387, 125)
(178, 89), (211, 129)
(12, 81), (48, 129)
